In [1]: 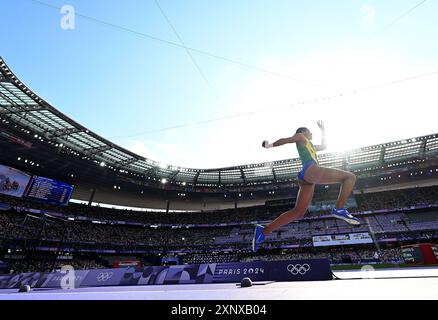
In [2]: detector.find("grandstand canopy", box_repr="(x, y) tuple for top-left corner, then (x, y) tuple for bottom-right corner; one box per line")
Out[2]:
(1, 57), (438, 187)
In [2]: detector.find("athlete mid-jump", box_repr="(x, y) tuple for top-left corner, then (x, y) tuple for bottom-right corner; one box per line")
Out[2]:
(252, 121), (360, 253)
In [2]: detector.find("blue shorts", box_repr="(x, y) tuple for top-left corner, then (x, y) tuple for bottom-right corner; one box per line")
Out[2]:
(297, 160), (317, 182)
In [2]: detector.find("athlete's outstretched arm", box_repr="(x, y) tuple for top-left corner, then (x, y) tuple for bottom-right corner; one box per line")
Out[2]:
(314, 120), (327, 152)
(262, 133), (306, 149)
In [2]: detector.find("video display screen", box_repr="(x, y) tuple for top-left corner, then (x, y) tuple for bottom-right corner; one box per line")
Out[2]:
(0, 164), (32, 198)
(25, 176), (73, 206)
(313, 233), (373, 247)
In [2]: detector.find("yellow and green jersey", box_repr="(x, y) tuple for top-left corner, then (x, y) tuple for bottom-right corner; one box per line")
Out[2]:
(296, 140), (319, 166)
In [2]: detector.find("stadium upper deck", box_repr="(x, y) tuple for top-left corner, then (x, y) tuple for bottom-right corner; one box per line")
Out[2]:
(1, 57), (438, 190)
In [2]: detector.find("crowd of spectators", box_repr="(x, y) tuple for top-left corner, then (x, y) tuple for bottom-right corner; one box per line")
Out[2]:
(241, 247), (404, 264)
(0, 211), (232, 247)
(1, 208), (437, 250)
(181, 252), (240, 265)
(355, 186), (438, 212)
(5, 257), (106, 274)
(1, 186), (437, 273)
(1, 186), (437, 226)
(378, 230), (438, 241)
(2, 246), (405, 274)
(180, 246), (405, 265)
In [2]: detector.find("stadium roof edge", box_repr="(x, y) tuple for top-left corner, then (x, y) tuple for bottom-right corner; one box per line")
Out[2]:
(1, 57), (438, 186)
(0, 56), (144, 161)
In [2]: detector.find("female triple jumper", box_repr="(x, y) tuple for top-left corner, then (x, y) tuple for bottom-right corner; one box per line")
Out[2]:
(252, 121), (360, 253)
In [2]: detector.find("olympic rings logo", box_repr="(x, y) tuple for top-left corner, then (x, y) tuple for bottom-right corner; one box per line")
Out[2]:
(287, 264), (311, 275)
(96, 272), (114, 282)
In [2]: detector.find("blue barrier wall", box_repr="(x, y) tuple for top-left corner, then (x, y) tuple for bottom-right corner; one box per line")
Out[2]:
(0, 259), (332, 289)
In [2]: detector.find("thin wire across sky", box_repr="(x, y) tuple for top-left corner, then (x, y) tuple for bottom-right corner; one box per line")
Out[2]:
(27, 0), (432, 141)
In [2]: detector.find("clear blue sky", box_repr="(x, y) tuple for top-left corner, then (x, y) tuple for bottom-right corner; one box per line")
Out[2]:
(1, 0), (438, 168)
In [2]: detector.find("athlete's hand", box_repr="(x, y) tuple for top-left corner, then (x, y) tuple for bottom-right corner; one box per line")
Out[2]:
(317, 120), (325, 131)
(262, 141), (274, 149)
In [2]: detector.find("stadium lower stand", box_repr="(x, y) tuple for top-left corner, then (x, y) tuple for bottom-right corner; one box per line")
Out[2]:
(1, 184), (438, 274)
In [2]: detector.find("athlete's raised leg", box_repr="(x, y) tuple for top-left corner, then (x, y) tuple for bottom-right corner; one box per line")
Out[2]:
(304, 166), (360, 225)
(304, 166), (356, 209)
(264, 180), (315, 235)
